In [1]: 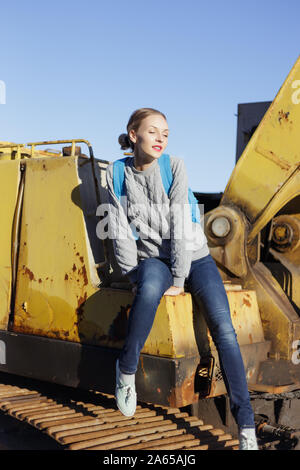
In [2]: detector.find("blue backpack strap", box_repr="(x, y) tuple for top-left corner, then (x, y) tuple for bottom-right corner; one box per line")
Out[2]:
(113, 157), (139, 240)
(113, 157), (127, 200)
(188, 188), (201, 224)
(158, 153), (173, 196)
(159, 154), (200, 224)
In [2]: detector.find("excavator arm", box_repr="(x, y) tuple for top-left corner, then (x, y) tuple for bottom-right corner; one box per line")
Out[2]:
(204, 56), (300, 391)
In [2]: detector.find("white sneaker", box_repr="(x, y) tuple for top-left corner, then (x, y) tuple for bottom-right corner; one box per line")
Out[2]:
(239, 427), (259, 450)
(115, 359), (137, 417)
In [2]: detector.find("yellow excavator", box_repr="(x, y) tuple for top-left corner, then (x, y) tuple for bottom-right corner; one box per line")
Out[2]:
(0, 55), (299, 444)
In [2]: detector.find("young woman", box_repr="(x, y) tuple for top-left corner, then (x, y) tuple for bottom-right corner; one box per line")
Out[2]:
(106, 108), (258, 450)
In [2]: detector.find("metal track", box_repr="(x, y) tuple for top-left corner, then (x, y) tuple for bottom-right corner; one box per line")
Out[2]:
(0, 376), (240, 451)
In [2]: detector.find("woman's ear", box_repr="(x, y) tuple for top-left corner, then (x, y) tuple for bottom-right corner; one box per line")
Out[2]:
(129, 129), (137, 144)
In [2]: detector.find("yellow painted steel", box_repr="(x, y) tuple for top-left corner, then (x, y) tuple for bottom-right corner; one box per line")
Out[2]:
(205, 56), (300, 364)
(205, 287), (268, 397)
(0, 160), (20, 329)
(0, 139), (91, 160)
(13, 156), (100, 341)
(222, 56), (300, 236)
(143, 293), (197, 358)
(0, 142), (28, 160)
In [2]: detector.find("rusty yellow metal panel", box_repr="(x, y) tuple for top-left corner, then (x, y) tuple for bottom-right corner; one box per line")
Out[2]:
(73, 289), (199, 358)
(226, 289), (265, 345)
(146, 286), (266, 359)
(73, 284), (265, 364)
(0, 160), (20, 329)
(222, 55), (300, 236)
(206, 288), (266, 351)
(206, 287), (270, 397)
(143, 293), (198, 358)
(246, 262), (297, 360)
(13, 156), (100, 340)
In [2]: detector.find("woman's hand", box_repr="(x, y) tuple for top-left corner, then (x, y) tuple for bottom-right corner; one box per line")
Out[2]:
(163, 286), (184, 296)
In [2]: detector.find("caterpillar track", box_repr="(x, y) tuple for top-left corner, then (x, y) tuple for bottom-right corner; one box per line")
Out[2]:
(2, 373), (300, 451)
(0, 373), (240, 451)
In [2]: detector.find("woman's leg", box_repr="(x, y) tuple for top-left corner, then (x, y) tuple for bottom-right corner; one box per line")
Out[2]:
(119, 257), (173, 375)
(186, 254), (255, 429)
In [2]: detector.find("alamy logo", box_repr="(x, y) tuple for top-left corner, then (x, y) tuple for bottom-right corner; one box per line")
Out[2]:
(0, 340), (6, 364)
(292, 340), (300, 365)
(291, 80), (300, 104)
(0, 80), (6, 104)
(96, 199), (206, 251)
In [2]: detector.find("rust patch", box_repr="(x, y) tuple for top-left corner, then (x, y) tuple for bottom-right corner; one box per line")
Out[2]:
(168, 373), (198, 408)
(76, 292), (88, 322)
(64, 274), (69, 280)
(23, 266), (35, 281)
(79, 256), (84, 263)
(249, 333), (253, 344)
(243, 297), (251, 307)
(72, 264), (76, 272)
(78, 265), (88, 286)
(77, 292), (87, 308)
(278, 109), (290, 124)
(12, 324), (75, 342)
(38, 278), (42, 283)
(140, 357), (147, 378)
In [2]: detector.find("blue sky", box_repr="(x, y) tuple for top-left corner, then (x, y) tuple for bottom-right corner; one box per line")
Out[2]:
(0, 0), (299, 192)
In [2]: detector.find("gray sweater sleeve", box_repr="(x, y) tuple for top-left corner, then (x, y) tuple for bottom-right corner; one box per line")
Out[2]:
(106, 164), (139, 283)
(169, 158), (193, 288)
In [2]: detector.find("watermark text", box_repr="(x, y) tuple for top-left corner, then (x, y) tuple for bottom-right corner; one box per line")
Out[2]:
(291, 80), (300, 104)
(96, 199), (206, 250)
(292, 340), (300, 365)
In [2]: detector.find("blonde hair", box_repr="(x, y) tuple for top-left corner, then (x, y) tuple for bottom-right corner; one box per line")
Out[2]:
(118, 107), (167, 151)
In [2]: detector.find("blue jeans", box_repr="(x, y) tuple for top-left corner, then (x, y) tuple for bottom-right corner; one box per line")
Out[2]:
(118, 254), (255, 428)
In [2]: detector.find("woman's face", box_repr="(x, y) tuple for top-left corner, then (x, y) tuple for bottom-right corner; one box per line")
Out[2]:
(129, 114), (169, 159)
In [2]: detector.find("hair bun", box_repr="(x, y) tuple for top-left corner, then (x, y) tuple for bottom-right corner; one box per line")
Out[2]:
(118, 133), (132, 150)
